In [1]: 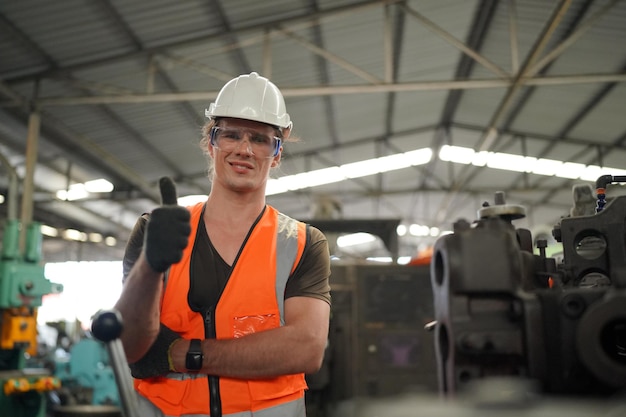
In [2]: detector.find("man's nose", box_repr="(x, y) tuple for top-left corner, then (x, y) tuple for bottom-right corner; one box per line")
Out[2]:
(233, 137), (254, 155)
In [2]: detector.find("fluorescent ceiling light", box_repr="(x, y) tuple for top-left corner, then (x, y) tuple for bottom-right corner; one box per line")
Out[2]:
(183, 144), (624, 201)
(365, 256), (393, 263)
(41, 224), (117, 247)
(409, 224), (431, 237)
(471, 151), (490, 167)
(530, 158), (562, 176)
(265, 148), (431, 196)
(293, 167), (344, 189)
(63, 229), (87, 241)
(557, 162), (586, 179)
(56, 178), (113, 201)
(579, 165), (604, 182)
(405, 148), (433, 165)
(265, 178), (291, 196)
(56, 185), (89, 201)
(439, 145), (474, 164)
(41, 225), (59, 237)
(84, 179), (114, 192)
(437, 145), (622, 183)
(336, 232), (376, 248)
(340, 158), (390, 178)
(487, 153), (536, 172)
(88, 233), (103, 243)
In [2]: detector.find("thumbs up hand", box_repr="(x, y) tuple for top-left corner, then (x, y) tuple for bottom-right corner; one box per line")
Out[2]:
(143, 177), (192, 273)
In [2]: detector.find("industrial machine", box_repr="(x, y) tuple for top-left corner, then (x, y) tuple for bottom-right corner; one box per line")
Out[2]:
(299, 215), (439, 416)
(0, 218), (63, 417)
(53, 337), (120, 408)
(431, 174), (626, 398)
(323, 262), (438, 403)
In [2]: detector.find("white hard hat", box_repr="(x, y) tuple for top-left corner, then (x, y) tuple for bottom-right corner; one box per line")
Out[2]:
(205, 72), (292, 130)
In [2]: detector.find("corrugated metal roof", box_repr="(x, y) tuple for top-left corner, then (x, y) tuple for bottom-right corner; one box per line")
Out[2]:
(0, 0), (625, 261)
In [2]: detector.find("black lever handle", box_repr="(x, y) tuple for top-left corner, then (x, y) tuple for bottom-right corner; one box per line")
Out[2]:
(92, 310), (140, 417)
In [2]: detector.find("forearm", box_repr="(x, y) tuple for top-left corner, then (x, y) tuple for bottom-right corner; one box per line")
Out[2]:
(170, 325), (326, 378)
(169, 297), (330, 378)
(115, 251), (164, 363)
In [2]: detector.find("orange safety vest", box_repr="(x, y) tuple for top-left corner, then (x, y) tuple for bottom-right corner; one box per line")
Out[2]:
(135, 203), (308, 416)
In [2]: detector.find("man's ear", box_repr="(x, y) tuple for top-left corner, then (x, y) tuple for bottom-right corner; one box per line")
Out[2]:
(271, 148), (282, 167)
(207, 140), (215, 158)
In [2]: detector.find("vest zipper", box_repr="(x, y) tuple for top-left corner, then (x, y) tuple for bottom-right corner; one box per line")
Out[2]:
(205, 306), (222, 417)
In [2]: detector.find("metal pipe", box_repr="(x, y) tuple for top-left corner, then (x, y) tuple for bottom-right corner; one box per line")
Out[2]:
(0, 151), (19, 220)
(19, 109), (40, 251)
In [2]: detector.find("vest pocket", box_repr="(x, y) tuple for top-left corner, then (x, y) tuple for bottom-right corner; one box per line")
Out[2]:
(232, 313), (280, 338)
(137, 378), (186, 413)
(138, 377), (209, 415)
(248, 374), (307, 401)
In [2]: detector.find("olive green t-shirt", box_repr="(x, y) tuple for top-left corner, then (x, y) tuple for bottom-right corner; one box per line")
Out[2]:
(122, 206), (331, 308)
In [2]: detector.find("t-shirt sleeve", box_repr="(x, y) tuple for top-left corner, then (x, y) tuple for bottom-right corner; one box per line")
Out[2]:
(284, 226), (331, 305)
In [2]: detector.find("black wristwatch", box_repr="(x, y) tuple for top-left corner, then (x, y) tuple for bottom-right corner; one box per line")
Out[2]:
(185, 339), (203, 372)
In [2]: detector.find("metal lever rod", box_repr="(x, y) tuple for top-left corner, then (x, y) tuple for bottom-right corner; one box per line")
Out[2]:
(92, 310), (140, 417)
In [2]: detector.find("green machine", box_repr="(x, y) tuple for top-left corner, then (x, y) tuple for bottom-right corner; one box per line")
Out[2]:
(0, 218), (63, 417)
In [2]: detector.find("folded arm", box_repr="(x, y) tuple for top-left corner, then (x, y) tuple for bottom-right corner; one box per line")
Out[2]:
(169, 296), (330, 378)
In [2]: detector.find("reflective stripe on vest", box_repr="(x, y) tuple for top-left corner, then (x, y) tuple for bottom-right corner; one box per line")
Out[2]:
(136, 204), (308, 416)
(276, 212), (299, 325)
(164, 397), (305, 417)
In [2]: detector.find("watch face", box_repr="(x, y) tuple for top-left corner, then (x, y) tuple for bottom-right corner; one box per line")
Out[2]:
(186, 339), (203, 371)
(186, 352), (203, 370)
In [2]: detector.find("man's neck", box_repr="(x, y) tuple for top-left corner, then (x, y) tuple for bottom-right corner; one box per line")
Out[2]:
(205, 186), (267, 224)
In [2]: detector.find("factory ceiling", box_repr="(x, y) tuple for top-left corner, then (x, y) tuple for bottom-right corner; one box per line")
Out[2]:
(1, 0), (625, 262)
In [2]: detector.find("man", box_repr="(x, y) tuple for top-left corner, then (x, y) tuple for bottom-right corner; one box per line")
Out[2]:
(115, 72), (331, 417)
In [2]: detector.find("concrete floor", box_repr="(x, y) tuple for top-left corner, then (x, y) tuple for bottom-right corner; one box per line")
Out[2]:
(306, 380), (626, 417)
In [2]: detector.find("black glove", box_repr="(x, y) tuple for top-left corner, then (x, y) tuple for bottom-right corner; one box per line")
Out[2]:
(143, 177), (191, 273)
(129, 323), (181, 378)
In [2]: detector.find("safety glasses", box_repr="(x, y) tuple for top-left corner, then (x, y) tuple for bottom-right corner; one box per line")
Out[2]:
(209, 126), (281, 158)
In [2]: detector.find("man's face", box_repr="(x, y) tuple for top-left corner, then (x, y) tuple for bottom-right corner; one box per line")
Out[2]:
(209, 118), (282, 192)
